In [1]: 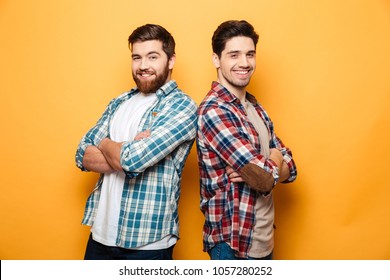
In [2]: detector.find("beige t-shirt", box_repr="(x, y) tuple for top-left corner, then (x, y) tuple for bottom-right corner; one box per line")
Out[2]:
(244, 101), (274, 258)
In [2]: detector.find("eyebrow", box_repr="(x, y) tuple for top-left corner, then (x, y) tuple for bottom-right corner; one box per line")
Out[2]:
(226, 50), (256, 55)
(132, 51), (161, 58)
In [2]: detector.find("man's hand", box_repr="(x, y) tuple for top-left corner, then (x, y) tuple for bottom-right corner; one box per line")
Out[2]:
(270, 148), (284, 168)
(270, 148), (291, 183)
(134, 130), (151, 141)
(226, 166), (245, 183)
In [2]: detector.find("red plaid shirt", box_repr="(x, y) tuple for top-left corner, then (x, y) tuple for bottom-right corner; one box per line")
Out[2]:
(196, 82), (297, 258)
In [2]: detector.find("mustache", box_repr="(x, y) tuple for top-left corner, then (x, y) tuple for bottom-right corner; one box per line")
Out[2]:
(136, 70), (155, 75)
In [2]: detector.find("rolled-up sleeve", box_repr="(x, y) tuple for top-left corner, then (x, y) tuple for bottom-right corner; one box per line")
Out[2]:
(271, 135), (297, 183)
(75, 99), (115, 171)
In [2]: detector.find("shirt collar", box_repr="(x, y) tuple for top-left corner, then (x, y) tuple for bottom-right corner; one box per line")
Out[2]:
(211, 81), (258, 105)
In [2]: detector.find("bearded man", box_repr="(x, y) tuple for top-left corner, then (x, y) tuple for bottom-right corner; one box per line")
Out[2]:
(75, 24), (197, 260)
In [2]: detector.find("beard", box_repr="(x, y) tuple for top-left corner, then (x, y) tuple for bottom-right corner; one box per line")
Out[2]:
(132, 64), (170, 94)
(227, 77), (251, 88)
(221, 68), (253, 89)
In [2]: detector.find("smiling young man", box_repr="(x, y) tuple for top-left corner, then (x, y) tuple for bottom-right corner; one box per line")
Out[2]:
(75, 24), (197, 260)
(196, 20), (297, 260)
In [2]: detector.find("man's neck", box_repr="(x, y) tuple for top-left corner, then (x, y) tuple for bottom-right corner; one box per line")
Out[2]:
(218, 80), (247, 104)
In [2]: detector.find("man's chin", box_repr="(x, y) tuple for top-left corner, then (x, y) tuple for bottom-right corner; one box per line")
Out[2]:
(133, 68), (170, 94)
(136, 81), (160, 94)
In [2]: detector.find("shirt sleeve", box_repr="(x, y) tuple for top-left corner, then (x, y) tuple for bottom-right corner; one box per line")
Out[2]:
(120, 95), (197, 178)
(199, 105), (280, 183)
(75, 98), (116, 171)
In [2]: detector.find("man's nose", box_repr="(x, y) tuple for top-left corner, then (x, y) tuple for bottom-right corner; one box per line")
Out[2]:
(238, 55), (250, 67)
(140, 58), (150, 70)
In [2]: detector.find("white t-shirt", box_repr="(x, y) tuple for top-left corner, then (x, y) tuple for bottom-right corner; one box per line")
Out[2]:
(91, 93), (177, 249)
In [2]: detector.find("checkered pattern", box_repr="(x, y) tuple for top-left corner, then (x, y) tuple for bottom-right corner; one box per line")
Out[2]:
(197, 82), (297, 258)
(76, 80), (197, 248)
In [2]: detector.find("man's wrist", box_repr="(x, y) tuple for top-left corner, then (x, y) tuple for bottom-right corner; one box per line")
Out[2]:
(267, 158), (280, 186)
(98, 138), (109, 150)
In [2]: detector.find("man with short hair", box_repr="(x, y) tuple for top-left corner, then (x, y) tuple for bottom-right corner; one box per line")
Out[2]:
(76, 24), (197, 260)
(197, 20), (297, 260)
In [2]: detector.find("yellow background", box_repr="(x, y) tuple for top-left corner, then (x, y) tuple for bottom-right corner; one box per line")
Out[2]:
(1, 0), (389, 260)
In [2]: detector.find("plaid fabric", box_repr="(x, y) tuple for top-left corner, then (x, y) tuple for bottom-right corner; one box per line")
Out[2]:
(76, 80), (197, 248)
(196, 82), (297, 258)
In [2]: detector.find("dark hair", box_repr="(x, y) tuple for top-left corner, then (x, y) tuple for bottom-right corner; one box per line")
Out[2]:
(212, 20), (259, 57)
(128, 24), (175, 58)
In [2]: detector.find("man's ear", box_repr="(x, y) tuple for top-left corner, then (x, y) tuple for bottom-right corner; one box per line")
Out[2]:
(212, 53), (220, 69)
(168, 54), (176, 70)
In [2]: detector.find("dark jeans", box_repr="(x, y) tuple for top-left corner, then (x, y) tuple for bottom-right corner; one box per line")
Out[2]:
(84, 234), (174, 260)
(208, 242), (273, 260)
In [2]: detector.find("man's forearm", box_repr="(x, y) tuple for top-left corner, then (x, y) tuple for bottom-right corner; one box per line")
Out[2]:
(239, 163), (275, 193)
(234, 149), (291, 193)
(82, 146), (115, 173)
(98, 138), (123, 171)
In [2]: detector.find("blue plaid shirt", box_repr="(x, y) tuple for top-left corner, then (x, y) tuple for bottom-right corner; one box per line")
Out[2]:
(75, 80), (197, 248)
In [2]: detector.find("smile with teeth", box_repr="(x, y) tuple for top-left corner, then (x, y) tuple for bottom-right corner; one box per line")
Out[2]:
(235, 70), (249, 74)
(138, 72), (155, 79)
(233, 69), (251, 76)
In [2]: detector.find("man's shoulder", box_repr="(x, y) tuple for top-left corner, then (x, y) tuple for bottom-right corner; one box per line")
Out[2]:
(165, 85), (197, 108)
(171, 87), (193, 100)
(198, 89), (233, 115)
(104, 89), (135, 109)
(199, 92), (216, 110)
